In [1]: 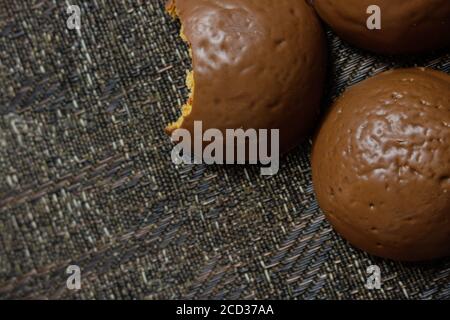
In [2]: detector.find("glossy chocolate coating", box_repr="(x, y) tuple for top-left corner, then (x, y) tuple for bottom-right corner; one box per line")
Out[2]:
(312, 68), (450, 261)
(313, 0), (450, 55)
(167, 0), (326, 154)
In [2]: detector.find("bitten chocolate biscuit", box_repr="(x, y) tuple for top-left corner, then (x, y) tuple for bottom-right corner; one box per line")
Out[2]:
(313, 0), (450, 55)
(312, 68), (450, 261)
(166, 0), (327, 154)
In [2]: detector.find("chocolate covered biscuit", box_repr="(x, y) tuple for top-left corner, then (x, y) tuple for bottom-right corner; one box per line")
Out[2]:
(313, 0), (450, 55)
(312, 68), (450, 261)
(166, 0), (327, 154)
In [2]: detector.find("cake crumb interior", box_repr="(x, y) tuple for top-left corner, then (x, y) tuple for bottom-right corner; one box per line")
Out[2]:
(166, 2), (194, 134)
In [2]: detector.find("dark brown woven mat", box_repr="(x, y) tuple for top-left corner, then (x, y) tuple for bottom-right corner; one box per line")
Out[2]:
(0, 0), (449, 300)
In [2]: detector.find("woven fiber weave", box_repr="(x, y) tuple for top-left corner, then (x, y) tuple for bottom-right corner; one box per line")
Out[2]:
(0, 0), (449, 300)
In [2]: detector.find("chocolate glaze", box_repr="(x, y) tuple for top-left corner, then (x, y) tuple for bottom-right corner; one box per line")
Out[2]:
(167, 0), (326, 154)
(313, 0), (450, 55)
(312, 68), (450, 261)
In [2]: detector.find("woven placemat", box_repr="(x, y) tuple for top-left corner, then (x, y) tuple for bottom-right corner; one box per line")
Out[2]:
(0, 0), (449, 300)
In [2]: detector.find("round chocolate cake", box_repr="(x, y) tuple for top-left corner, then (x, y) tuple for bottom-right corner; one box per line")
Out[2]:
(312, 68), (450, 261)
(166, 0), (327, 154)
(313, 0), (450, 55)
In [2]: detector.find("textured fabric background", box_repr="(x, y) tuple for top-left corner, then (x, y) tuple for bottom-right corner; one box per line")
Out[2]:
(0, 0), (449, 300)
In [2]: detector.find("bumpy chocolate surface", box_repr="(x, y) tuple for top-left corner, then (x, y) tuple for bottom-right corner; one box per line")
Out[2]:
(313, 0), (450, 55)
(312, 68), (450, 261)
(167, 0), (326, 154)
